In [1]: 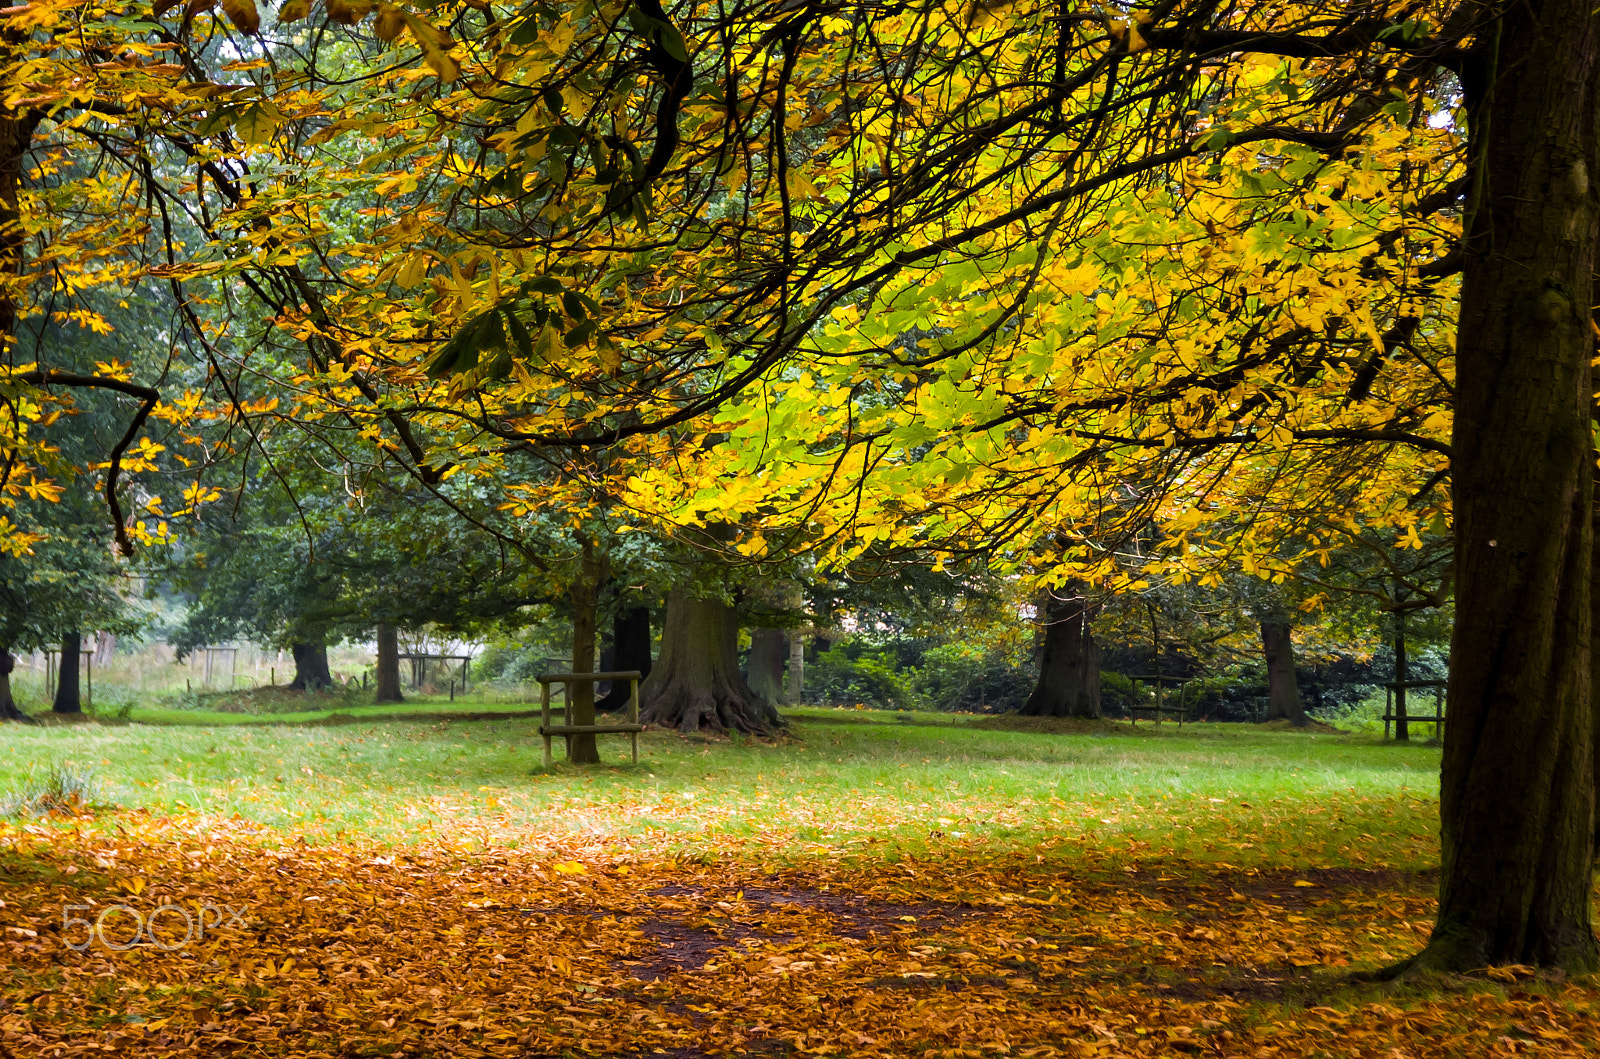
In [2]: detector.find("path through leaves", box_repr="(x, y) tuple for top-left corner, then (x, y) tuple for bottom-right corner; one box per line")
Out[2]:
(3, 818), (1597, 1057)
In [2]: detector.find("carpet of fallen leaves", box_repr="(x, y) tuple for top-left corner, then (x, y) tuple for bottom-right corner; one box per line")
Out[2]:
(3, 815), (1599, 1058)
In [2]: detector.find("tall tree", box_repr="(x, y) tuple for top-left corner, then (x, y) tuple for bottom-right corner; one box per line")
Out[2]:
(51, 630), (83, 715)
(1022, 590), (1102, 719)
(639, 592), (782, 735)
(1259, 620), (1308, 727)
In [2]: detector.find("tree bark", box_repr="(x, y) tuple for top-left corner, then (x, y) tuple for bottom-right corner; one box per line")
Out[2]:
(1392, 610), (1410, 742)
(1404, 0), (1600, 974)
(374, 625), (404, 703)
(1260, 621), (1308, 727)
(788, 633), (805, 702)
(1021, 591), (1101, 718)
(0, 650), (32, 723)
(288, 642), (333, 691)
(746, 628), (788, 705)
(566, 553), (602, 765)
(52, 631), (81, 714)
(597, 606), (653, 713)
(640, 591), (784, 735)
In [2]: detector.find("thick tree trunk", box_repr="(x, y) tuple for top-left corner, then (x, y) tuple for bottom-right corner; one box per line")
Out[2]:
(746, 628), (788, 704)
(1021, 591), (1101, 718)
(0, 650), (32, 723)
(374, 625), (404, 703)
(288, 642), (333, 691)
(640, 591), (783, 735)
(597, 606), (653, 713)
(566, 558), (601, 765)
(52, 631), (81, 714)
(1261, 621), (1308, 727)
(1404, 0), (1600, 974)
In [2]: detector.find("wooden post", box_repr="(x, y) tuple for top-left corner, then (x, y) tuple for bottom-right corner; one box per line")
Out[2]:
(541, 679), (553, 769)
(629, 676), (640, 765)
(270, 666), (275, 687)
(449, 678), (455, 702)
(84, 652), (91, 711)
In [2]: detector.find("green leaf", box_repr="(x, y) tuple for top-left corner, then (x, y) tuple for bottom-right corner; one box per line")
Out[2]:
(234, 103), (278, 146)
(657, 25), (688, 63)
(503, 309), (535, 358)
(564, 319), (597, 348)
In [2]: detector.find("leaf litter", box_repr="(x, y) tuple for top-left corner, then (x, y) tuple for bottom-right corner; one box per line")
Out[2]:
(2, 813), (1598, 1058)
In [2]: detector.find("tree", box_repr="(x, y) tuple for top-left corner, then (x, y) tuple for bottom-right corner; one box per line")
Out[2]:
(51, 630), (84, 715)
(1022, 589), (1102, 719)
(639, 591), (782, 735)
(597, 606), (654, 713)
(1259, 620), (1308, 727)
(373, 624), (403, 705)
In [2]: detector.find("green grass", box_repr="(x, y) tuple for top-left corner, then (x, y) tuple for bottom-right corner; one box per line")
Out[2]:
(0, 703), (1442, 871)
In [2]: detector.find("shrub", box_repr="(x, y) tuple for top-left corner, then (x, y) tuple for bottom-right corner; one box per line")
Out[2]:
(804, 646), (913, 709)
(909, 642), (1034, 713)
(2, 764), (107, 818)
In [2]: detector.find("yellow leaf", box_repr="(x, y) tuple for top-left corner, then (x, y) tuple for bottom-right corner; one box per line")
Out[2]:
(553, 861), (587, 875)
(325, 0), (371, 25)
(374, 2), (404, 42)
(220, 0), (259, 34)
(276, 0), (309, 22)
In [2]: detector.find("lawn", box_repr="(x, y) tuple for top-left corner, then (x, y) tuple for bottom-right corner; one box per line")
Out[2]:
(2, 706), (1594, 1058)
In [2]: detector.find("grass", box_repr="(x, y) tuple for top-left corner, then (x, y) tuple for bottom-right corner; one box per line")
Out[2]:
(0, 702), (1441, 870)
(0, 762), (105, 818)
(9, 704), (1589, 1059)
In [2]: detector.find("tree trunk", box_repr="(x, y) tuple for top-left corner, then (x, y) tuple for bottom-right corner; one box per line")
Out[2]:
(746, 628), (788, 704)
(1260, 621), (1308, 727)
(1021, 591), (1101, 718)
(640, 591), (784, 735)
(0, 650), (32, 723)
(788, 633), (805, 702)
(1393, 610), (1410, 742)
(566, 556), (601, 764)
(374, 625), (404, 703)
(52, 631), (81, 714)
(597, 606), (653, 713)
(1403, 0), (1600, 974)
(288, 642), (333, 691)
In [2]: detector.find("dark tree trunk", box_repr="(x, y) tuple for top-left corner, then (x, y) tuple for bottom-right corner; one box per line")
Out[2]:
(52, 631), (81, 714)
(597, 606), (653, 713)
(1393, 610), (1411, 742)
(1261, 621), (1308, 727)
(0, 650), (32, 723)
(1404, 0), (1600, 974)
(566, 555), (602, 765)
(288, 642), (333, 691)
(640, 591), (783, 735)
(1021, 592), (1100, 718)
(374, 625), (404, 703)
(746, 628), (788, 705)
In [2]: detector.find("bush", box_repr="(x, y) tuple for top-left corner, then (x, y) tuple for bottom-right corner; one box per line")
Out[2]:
(908, 643), (1034, 713)
(804, 646), (912, 709)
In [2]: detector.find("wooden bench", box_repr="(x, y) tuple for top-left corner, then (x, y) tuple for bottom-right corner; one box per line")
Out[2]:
(1384, 679), (1446, 740)
(536, 670), (644, 767)
(1125, 674), (1192, 726)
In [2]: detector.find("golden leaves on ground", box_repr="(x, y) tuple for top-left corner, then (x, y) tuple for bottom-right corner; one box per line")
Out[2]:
(3, 820), (1597, 1057)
